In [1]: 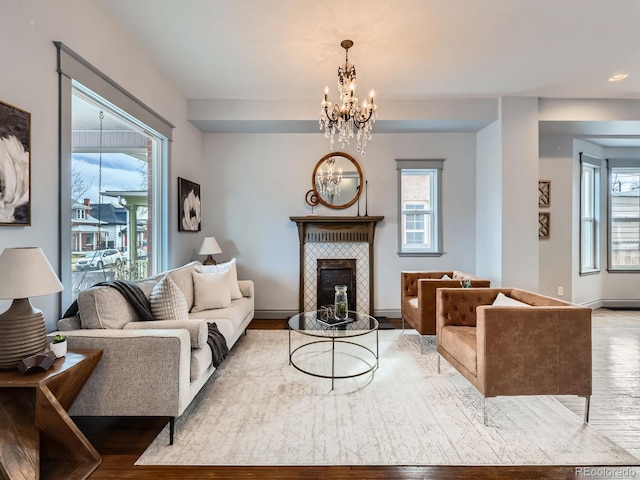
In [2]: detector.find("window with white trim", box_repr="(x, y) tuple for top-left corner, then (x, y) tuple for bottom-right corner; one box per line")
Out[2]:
(396, 159), (443, 256)
(608, 159), (640, 271)
(580, 153), (601, 274)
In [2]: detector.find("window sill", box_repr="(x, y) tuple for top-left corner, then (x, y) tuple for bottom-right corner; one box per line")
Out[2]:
(579, 269), (600, 276)
(397, 251), (444, 257)
(606, 268), (640, 273)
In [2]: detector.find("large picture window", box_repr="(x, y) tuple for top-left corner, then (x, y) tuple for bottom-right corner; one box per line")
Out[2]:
(396, 159), (443, 256)
(580, 153), (601, 274)
(57, 42), (173, 307)
(608, 159), (640, 271)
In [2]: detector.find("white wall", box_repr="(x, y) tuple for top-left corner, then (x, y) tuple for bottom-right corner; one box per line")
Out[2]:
(476, 121), (502, 284)
(538, 134), (575, 299)
(202, 132), (477, 316)
(0, 0), (204, 329)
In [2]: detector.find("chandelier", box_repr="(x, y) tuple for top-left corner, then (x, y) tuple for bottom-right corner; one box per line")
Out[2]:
(319, 40), (377, 156)
(315, 156), (343, 200)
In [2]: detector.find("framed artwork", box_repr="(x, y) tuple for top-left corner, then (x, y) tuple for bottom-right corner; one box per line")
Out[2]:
(538, 180), (550, 208)
(539, 212), (550, 240)
(0, 100), (31, 226)
(178, 177), (201, 232)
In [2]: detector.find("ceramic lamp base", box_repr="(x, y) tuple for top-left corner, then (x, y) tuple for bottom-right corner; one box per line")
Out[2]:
(203, 255), (217, 265)
(0, 298), (47, 370)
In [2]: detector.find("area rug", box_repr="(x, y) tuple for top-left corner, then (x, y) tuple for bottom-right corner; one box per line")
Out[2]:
(136, 330), (638, 466)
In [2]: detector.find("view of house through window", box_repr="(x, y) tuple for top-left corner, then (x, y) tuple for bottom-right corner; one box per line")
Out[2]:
(397, 159), (443, 255)
(70, 87), (160, 300)
(609, 164), (640, 271)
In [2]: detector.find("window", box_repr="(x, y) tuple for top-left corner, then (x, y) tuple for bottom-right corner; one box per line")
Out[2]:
(57, 42), (173, 307)
(396, 159), (443, 255)
(608, 159), (640, 271)
(580, 153), (601, 274)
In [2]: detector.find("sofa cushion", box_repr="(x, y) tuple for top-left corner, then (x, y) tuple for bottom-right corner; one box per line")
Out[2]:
(492, 292), (531, 308)
(191, 270), (233, 312)
(189, 298), (252, 336)
(149, 261), (199, 311)
(78, 285), (139, 329)
(196, 258), (243, 300)
(134, 278), (160, 299)
(150, 275), (190, 321)
(440, 325), (477, 376)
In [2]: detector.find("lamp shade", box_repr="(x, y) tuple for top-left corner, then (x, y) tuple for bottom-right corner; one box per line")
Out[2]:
(198, 237), (222, 256)
(0, 247), (64, 300)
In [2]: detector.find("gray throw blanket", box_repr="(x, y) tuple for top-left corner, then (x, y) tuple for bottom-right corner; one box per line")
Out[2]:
(207, 322), (229, 367)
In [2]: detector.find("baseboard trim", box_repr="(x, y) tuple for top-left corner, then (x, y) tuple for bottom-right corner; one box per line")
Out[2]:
(602, 299), (640, 309)
(581, 299), (604, 310)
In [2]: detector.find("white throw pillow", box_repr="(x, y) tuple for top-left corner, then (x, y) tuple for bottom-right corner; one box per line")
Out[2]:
(191, 270), (233, 312)
(196, 258), (243, 300)
(441, 274), (452, 280)
(492, 292), (531, 308)
(149, 275), (189, 321)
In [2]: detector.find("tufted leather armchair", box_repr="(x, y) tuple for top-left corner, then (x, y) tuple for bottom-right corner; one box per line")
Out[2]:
(400, 271), (490, 335)
(436, 287), (592, 424)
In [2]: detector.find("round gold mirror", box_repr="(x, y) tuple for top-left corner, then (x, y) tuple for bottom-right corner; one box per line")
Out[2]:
(312, 152), (363, 209)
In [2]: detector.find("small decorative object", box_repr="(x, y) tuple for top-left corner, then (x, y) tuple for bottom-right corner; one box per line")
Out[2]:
(198, 237), (222, 265)
(17, 351), (56, 375)
(334, 285), (348, 320)
(305, 189), (319, 215)
(0, 100), (31, 226)
(460, 280), (472, 288)
(50, 334), (67, 358)
(178, 177), (201, 232)
(0, 247), (64, 370)
(539, 212), (550, 239)
(538, 180), (551, 208)
(364, 180), (368, 216)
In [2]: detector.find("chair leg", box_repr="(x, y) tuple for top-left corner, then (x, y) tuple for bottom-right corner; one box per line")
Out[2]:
(401, 317), (405, 330)
(582, 395), (590, 424)
(169, 416), (175, 445)
(437, 354), (441, 374)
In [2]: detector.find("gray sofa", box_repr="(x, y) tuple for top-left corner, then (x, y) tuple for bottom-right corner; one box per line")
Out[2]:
(53, 260), (254, 443)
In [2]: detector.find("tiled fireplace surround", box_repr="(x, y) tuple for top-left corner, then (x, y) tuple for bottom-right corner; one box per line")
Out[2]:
(290, 216), (384, 316)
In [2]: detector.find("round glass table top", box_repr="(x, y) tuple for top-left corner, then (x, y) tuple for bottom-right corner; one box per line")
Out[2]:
(288, 310), (378, 338)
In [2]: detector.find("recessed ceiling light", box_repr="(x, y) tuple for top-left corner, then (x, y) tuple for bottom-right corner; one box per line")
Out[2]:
(609, 73), (629, 82)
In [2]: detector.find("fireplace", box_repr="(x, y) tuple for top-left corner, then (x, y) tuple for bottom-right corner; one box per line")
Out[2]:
(317, 258), (357, 311)
(290, 216), (383, 315)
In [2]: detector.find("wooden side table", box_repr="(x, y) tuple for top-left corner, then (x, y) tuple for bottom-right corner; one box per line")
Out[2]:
(0, 349), (103, 480)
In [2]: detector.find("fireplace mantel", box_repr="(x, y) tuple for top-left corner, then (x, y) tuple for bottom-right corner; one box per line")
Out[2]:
(290, 216), (384, 315)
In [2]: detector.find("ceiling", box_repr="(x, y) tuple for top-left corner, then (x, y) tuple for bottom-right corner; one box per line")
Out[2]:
(91, 0), (640, 145)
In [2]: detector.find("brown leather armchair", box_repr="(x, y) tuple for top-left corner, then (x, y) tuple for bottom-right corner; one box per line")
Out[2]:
(436, 287), (592, 424)
(401, 271), (490, 335)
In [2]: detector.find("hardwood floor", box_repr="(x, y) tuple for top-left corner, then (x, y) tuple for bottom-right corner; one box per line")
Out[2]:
(74, 311), (640, 479)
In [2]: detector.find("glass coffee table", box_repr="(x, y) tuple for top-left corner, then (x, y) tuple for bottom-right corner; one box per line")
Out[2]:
(288, 310), (379, 390)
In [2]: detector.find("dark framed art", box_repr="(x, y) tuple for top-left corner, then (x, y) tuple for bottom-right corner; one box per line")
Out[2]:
(0, 100), (31, 226)
(178, 177), (201, 232)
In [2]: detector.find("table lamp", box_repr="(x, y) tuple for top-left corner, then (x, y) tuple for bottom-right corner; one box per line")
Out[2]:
(198, 237), (222, 265)
(0, 247), (64, 370)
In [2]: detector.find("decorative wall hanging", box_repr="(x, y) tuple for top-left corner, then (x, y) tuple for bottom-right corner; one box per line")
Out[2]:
(538, 212), (550, 239)
(538, 180), (550, 208)
(178, 177), (201, 232)
(0, 100), (31, 226)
